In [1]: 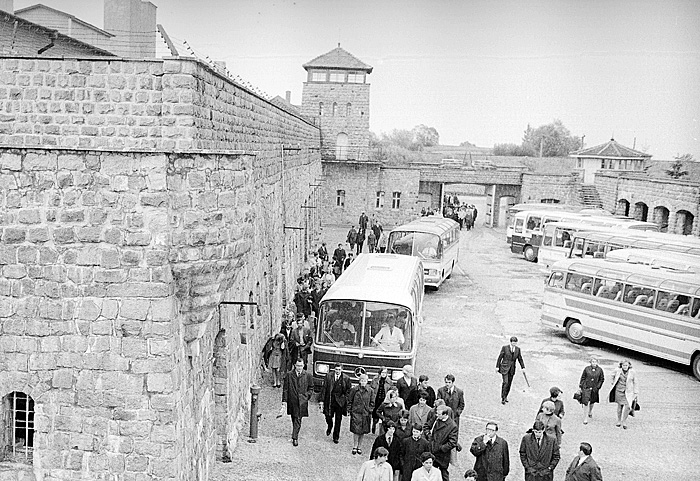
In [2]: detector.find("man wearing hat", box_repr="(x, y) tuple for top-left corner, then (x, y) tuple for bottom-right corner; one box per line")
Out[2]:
(538, 387), (565, 420)
(496, 336), (526, 405)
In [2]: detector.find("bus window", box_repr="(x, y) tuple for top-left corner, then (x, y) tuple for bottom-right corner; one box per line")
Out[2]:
(389, 231), (414, 256)
(623, 284), (656, 307)
(571, 238), (584, 258)
(593, 278), (623, 299)
(548, 271), (565, 288)
(526, 216), (542, 231)
(318, 301), (363, 347)
(555, 229), (571, 248)
(514, 218), (524, 234)
(691, 298), (700, 319)
(413, 233), (441, 260)
(656, 291), (691, 315)
(366, 303), (413, 352)
(565, 273), (593, 293)
(583, 241), (605, 258)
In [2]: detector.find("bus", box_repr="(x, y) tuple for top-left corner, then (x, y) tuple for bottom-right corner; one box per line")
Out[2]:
(568, 230), (700, 261)
(386, 216), (460, 289)
(312, 253), (424, 389)
(537, 221), (661, 271)
(542, 257), (700, 380)
(505, 204), (579, 244)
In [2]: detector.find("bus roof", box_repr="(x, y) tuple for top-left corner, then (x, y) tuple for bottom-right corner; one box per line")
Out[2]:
(606, 248), (700, 272)
(389, 216), (459, 236)
(573, 229), (700, 250)
(545, 218), (659, 231)
(507, 203), (578, 213)
(322, 253), (422, 308)
(551, 257), (700, 295)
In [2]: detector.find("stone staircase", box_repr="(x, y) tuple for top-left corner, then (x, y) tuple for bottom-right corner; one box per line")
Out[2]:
(578, 184), (603, 208)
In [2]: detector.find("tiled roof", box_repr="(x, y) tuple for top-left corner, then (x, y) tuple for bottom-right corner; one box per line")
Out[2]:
(570, 139), (651, 159)
(303, 46), (372, 73)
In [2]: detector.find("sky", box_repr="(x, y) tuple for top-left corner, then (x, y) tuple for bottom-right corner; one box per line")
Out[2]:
(14, 0), (700, 160)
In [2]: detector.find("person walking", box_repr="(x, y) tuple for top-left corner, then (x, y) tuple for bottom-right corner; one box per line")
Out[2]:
(349, 373), (375, 455)
(281, 358), (314, 446)
(370, 420), (402, 481)
(368, 229), (377, 253)
(347, 226), (358, 253)
(411, 452), (443, 481)
(397, 365), (418, 407)
(356, 228), (366, 255)
(535, 401), (562, 447)
(496, 336), (525, 404)
(427, 405), (458, 481)
(268, 332), (287, 388)
(317, 242), (328, 262)
(519, 420), (560, 481)
(289, 314), (313, 369)
(469, 421), (510, 481)
(359, 211), (369, 233)
(377, 388), (406, 436)
(320, 363), (353, 444)
(437, 374), (465, 432)
(401, 423), (432, 481)
(357, 447), (394, 481)
(564, 443), (603, 481)
(610, 359), (639, 429)
(537, 387), (565, 422)
(409, 391), (432, 428)
(407, 375), (437, 408)
(333, 243), (347, 277)
(370, 368), (394, 434)
(578, 357), (605, 424)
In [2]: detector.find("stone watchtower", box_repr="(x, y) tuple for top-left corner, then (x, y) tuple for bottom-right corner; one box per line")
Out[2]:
(301, 45), (372, 161)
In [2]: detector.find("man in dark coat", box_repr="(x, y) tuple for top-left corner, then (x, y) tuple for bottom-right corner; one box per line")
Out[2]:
(347, 226), (358, 253)
(289, 315), (313, 368)
(407, 374), (437, 408)
(470, 421), (510, 481)
(437, 374), (465, 432)
(428, 405), (458, 481)
(519, 420), (560, 481)
(317, 242), (328, 262)
(332, 243), (346, 276)
(359, 212), (369, 232)
(356, 228), (366, 255)
(282, 358), (315, 446)
(372, 220), (383, 247)
(537, 387), (565, 420)
(564, 443), (602, 481)
(496, 336), (526, 404)
(319, 363), (352, 444)
(397, 364), (418, 407)
(400, 423), (431, 481)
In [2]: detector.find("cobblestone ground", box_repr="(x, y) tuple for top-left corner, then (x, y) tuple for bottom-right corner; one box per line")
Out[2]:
(214, 196), (700, 480)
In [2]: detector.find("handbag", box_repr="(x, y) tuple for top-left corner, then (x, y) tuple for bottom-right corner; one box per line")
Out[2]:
(629, 398), (640, 416)
(608, 386), (616, 403)
(573, 389), (582, 404)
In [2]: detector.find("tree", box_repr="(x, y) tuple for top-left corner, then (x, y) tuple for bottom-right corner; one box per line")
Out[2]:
(412, 124), (439, 148)
(383, 129), (415, 150)
(522, 119), (581, 157)
(666, 153), (692, 179)
(493, 143), (536, 157)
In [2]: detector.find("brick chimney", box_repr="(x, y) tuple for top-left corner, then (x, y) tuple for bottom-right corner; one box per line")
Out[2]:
(104, 0), (156, 58)
(0, 0), (13, 13)
(285, 91), (291, 103)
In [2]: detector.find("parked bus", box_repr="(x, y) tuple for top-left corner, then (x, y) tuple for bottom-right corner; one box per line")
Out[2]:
(537, 221), (660, 271)
(505, 204), (578, 244)
(606, 248), (700, 272)
(387, 216), (460, 289)
(542, 257), (700, 380)
(312, 253), (424, 389)
(568, 230), (700, 261)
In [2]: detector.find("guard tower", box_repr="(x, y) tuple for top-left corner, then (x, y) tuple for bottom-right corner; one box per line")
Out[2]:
(301, 45), (372, 161)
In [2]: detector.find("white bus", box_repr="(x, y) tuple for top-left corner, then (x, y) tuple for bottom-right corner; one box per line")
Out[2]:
(312, 254), (424, 388)
(387, 216), (460, 289)
(542, 257), (700, 380)
(568, 230), (700, 261)
(606, 248), (700, 273)
(537, 221), (661, 271)
(505, 204), (579, 244)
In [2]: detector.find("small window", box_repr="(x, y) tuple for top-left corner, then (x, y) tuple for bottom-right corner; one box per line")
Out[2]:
(600, 159), (606, 169)
(329, 71), (345, 83)
(540, 198), (560, 204)
(576, 158), (583, 168)
(347, 72), (365, 83)
(376, 191), (385, 209)
(2, 392), (34, 464)
(526, 216), (542, 231)
(592, 279), (623, 299)
(336, 190), (345, 207)
(392, 192), (401, 209)
(311, 71), (326, 82)
(346, 103), (352, 116)
(548, 271), (565, 289)
(622, 284), (656, 307)
(514, 218), (524, 234)
(332, 102), (337, 116)
(656, 291), (691, 315)
(319, 102), (324, 116)
(565, 273), (593, 294)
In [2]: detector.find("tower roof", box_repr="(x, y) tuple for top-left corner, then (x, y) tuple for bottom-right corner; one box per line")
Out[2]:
(570, 138), (651, 159)
(303, 46), (372, 73)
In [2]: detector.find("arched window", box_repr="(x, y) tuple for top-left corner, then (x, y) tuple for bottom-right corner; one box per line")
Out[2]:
(2, 392), (34, 464)
(319, 102), (324, 116)
(653, 206), (669, 232)
(617, 199), (630, 217)
(332, 102), (337, 116)
(336, 132), (349, 160)
(634, 202), (648, 222)
(346, 103), (352, 116)
(677, 210), (695, 236)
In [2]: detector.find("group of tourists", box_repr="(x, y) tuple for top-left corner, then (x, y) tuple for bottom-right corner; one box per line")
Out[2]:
(346, 213), (386, 259)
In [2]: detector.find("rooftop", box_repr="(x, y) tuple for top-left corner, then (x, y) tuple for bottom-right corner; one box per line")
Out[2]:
(570, 138), (651, 159)
(303, 45), (372, 73)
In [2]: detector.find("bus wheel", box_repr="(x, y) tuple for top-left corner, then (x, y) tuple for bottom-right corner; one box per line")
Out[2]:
(565, 320), (587, 344)
(692, 354), (700, 381)
(524, 245), (537, 262)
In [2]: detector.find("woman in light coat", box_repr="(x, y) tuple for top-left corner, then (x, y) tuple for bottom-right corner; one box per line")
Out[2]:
(610, 359), (639, 429)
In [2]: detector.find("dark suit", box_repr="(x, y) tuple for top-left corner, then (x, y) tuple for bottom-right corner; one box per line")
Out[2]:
(320, 372), (352, 442)
(406, 385), (436, 408)
(400, 435), (431, 481)
(470, 435), (510, 481)
(370, 433), (402, 472)
(318, 245), (328, 262)
(564, 455), (602, 481)
(519, 432), (560, 481)
(290, 326), (313, 368)
(429, 417), (458, 481)
(437, 385), (465, 431)
(496, 344), (525, 402)
(397, 376), (418, 407)
(282, 369), (314, 441)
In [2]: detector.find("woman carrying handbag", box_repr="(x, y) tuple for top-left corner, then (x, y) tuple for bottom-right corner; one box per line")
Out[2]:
(609, 359), (639, 429)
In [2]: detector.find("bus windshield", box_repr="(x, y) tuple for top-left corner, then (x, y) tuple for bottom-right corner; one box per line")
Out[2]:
(317, 300), (413, 353)
(388, 231), (442, 260)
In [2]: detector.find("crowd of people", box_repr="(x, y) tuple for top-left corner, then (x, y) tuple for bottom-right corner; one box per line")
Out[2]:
(272, 332), (642, 481)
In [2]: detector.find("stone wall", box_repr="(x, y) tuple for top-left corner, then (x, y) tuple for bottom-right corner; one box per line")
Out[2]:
(521, 172), (582, 205)
(0, 55), (320, 481)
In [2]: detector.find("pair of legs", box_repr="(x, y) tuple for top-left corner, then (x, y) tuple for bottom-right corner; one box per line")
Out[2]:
(271, 368), (282, 387)
(324, 403), (343, 442)
(356, 242), (364, 255)
(435, 459), (450, 481)
(291, 416), (302, 443)
(616, 403), (631, 428)
(500, 371), (514, 403)
(352, 433), (365, 454)
(582, 401), (595, 423)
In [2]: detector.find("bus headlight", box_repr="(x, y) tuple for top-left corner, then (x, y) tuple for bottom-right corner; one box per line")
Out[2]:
(391, 370), (403, 381)
(427, 269), (438, 277)
(315, 363), (329, 375)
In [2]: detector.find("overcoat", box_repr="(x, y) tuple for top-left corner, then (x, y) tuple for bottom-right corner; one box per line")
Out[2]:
(428, 417), (458, 470)
(519, 432), (560, 481)
(436, 386), (465, 418)
(370, 433), (402, 471)
(470, 435), (510, 481)
(282, 369), (314, 417)
(535, 412), (562, 447)
(579, 365), (605, 405)
(397, 376), (418, 405)
(610, 367), (639, 406)
(320, 372), (352, 416)
(564, 455), (603, 481)
(348, 384), (375, 434)
(400, 436), (432, 481)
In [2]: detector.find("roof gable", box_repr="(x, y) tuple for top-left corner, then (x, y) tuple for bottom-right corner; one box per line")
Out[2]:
(14, 3), (114, 37)
(303, 46), (372, 73)
(570, 139), (651, 159)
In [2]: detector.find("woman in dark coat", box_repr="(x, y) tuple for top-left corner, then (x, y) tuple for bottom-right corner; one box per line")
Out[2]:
(370, 420), (402, 478)
(370, 368), (393, 434)
(578, 357), (605, 424)
(349, 373), (375, 455)
(394, 410), (412, 444)
(377, 387), (406, 436)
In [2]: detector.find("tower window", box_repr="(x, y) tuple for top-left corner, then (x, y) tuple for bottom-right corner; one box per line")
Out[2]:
(319, 102), (324, 116)
(336, 190), (345, 207)
(376, 191), (385, 209)
(332, 102), (337, 116)
(346, 103), (352, 116)
(347, 72), (365, 84)
(2, 392), (35, 465)
(392, 192), (401, 209)
(329, 71), (345, 83)
(311, 71), (326, 82)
